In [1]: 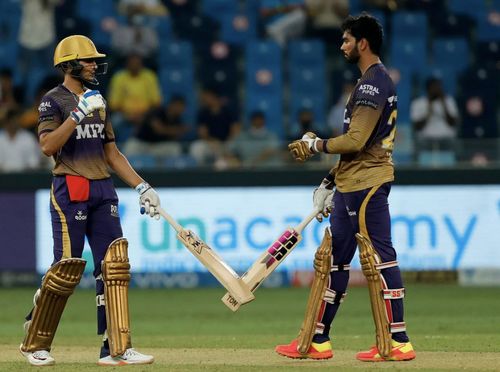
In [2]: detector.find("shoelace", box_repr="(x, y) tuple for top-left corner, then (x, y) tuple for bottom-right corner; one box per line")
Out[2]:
(32, 350), (50, 360)
(123, 348), (139, 358)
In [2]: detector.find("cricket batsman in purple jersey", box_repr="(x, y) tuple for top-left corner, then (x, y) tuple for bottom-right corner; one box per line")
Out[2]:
(276, 14), (416, 362)
(20, 35), (160, 366)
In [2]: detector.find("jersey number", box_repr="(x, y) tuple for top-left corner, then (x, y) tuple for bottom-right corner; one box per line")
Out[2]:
(381, 109), (397, 150)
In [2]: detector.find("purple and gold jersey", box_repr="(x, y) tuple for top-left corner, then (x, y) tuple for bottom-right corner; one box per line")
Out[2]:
(37, 85), (115, 179)
(325, 63), (397, 192)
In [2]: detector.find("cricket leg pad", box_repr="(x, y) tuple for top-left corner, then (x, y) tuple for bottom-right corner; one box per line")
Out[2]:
(21, 258), (86, 352)
(102, 237), (132, 357)
(297, 228), (332, 354)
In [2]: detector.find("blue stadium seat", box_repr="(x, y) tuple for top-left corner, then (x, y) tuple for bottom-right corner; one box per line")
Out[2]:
(0, 42), (18, 70)
(127, 154), (157, 169)
(476, 12), (500, 42)
(418, 151), (456, 167)
(159, 68), (196, 124)
(77, 0), (117, 20)
(288, 40), (325, 69)
(24, 67), (52, 104)
(448, 0), (487, 19)
(163, 155), (198, 169)
(221, 12), (257, 46)
(148, 16), (173, 40)
(392, 11), (428, 40)
(289, 67), (326, 95)
(432, 38), (470, 73)
(246, 65), (282, 95)
(159, 41), (193, 69)
(202, 0), (238, 23)
(245, 94), (283, 137)
(246, 41), (281, 69)
(390, 38), (427, 74)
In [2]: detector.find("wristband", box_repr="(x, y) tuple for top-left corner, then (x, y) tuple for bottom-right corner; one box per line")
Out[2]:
(70, 109), (85, 124)
(135, 182), (150, 195)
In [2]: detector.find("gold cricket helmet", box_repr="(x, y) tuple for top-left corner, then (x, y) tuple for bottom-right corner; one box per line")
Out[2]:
(53, 35), (106, 66)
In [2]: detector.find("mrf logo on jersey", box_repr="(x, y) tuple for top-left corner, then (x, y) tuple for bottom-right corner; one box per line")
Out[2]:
(76, 123), (105, 139)
(358, 84), (380, 96)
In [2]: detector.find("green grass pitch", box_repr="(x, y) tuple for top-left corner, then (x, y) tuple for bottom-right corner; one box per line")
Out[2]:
(1, 284), (499, 371)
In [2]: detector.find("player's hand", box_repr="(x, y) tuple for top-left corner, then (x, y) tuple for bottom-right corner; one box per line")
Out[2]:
(313, 188), (333, 222)
(70, 90), (106, 124)
(288, 132), (321, 162)
(136, 182), (161, 220)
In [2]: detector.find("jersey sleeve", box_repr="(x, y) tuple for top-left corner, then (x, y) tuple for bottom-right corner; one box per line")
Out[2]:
(37, 95), (62, 137)
(324, 79), (386, 154)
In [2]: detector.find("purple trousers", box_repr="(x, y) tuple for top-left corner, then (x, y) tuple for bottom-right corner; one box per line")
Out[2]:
(314, 182), (410, 344)
(27, 176), (123, 335)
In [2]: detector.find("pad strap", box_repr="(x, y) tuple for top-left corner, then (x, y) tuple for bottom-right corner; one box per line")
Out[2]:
(390, 321), (407, 333)
(331, 264), (350, 272)
(383, 288), (405, 299)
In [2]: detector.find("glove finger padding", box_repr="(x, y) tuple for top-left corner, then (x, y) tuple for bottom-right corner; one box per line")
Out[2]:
(288, 141), (313, 162)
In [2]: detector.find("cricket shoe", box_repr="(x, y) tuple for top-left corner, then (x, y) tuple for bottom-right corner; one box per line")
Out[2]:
(275, 339), (333, 359)
(19, 345), (55, 366)
(98, 348), (154, 366)
(356, 340), (416, 362)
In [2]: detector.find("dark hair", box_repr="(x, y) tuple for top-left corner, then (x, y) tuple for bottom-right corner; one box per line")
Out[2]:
(341, 13), (383, 56)
(425, 77), (441, 90)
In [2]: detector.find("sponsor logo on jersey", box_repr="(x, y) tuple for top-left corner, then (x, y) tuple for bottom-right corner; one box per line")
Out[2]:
(111, 204), (119, 218)
(75, 210), (87, 221)
(38, 101), (52, 112)
(355, 98), (379, 109)
(75, 123), (105, 139)
(358, 84), (380, 96)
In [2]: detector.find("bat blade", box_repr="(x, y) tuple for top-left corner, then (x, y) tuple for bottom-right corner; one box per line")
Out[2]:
(221, 228), (302, 311)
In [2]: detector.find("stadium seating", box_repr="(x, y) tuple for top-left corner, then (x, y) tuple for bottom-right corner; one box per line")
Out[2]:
(220, 12), (257, 46)
(159, 41), (193, 69)
(163, 154), (198, 169)
(392, 11), (428, 40)
(202, 0), (238, 23)
(418, 151), (456, 167)
(127, 154), (157, 169)
(159, 67), (196, 125)
(245, 94), (283, 137)
(390, 38), (428, 74)
(431, 38), (470, 73)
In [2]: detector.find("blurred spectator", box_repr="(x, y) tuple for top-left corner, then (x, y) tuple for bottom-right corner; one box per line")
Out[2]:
(108, 54), (162, 143)
(262, 0), (348, 46)
(111, 6), (160, 63)
(263, 2), (307, 46)
(410, 77), (459, 154)
(226, 111), (285, 168)
(0, 109), (40, 172)
(18, 0), (62, 85)
(0, 69), (22, 120)
(123, 95), (189, 157)
(290, 108), (327, 140)
(327, 81), (355, 136)
(189, 86), (241, 166)
(307, 0), (349, 43)
(118, 0), (168, 16)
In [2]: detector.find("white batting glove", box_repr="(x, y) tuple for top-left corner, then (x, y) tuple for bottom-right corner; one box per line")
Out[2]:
(312, 177), (334, 222)
(301, 132), (322, 153)
(70, 90), (105, 124)
(136, 182), (161, 220)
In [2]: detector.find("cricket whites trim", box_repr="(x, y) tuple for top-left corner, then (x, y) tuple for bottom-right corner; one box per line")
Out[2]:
(157, 207), (255, 305)
(221, 208), (321, 311)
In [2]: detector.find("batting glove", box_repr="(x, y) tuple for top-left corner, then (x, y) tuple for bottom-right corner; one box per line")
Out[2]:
(70, 90), (106, 124)
(136, 182), (161, 220)
(288, 132), (321, 162)
(313, 177), (334, 222)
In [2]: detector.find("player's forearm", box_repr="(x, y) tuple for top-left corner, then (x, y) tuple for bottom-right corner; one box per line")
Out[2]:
(106, 149), (143, 188)
(39, 117), (78, 156)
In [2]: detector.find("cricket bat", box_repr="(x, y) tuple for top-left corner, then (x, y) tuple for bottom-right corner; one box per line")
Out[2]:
(221, 208), (320, 311)
(157, 207), (255, 305)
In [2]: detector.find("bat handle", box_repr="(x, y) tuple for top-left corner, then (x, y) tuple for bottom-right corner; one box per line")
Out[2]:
(157, 206), (183, 233)
(295, 208), (322, 234)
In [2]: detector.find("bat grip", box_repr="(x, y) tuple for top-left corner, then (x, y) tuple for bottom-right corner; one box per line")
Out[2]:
(157, 206), (183, 233)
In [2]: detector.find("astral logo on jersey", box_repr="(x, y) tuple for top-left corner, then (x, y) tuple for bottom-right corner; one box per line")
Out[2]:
(38, 101), (52, 112)
(76, 123), (105, 139)
(359, 84), (380, 96)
